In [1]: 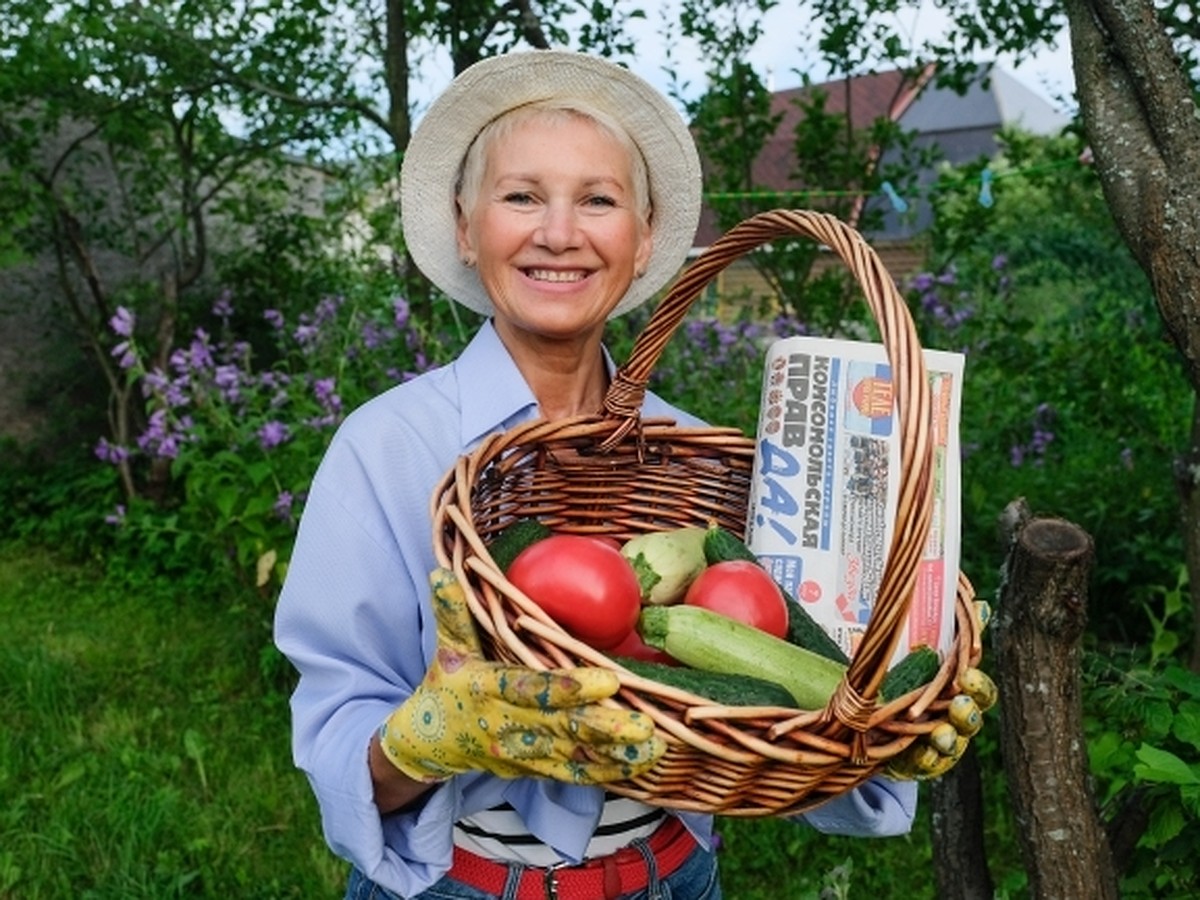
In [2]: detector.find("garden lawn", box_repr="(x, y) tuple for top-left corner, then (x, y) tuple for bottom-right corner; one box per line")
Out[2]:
(0, 541), (966, 898)
(0, 542), (345, 898)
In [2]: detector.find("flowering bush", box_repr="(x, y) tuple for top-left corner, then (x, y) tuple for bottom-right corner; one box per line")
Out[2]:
(904, 241), (1187, 642)
(97, 285), (469, 589)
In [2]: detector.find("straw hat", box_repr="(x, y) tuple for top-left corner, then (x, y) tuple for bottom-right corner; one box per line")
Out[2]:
(400, 50), (702, 317)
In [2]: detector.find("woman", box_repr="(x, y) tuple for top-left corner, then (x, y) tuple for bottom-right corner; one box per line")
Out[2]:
(274, 50), (918, 900)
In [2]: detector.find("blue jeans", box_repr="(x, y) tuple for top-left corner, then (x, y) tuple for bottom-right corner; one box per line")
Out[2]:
(344, 842), (723, 900)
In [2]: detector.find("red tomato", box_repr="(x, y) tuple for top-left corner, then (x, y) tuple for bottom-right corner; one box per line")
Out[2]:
(586, 535), (623, 552)
(683, 560), (789, 639)
(609, 629), (678, 666)
(506, 534), (641, 649)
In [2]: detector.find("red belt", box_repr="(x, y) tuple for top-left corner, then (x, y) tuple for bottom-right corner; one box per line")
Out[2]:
(448, 816), (696, 900)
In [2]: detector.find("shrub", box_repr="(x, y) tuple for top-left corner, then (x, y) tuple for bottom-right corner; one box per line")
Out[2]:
(92, 281), (473, 590)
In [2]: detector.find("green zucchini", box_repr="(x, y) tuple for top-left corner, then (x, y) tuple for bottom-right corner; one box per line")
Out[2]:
(879, 645), (941, 702)
(615, 657), (795, 707)
(637, 607), (945, 712)
(639, 605), (847, 710)
(703, 524), (850, 665)
(620, 526), (708, 605)
(486, 517), (551, 572)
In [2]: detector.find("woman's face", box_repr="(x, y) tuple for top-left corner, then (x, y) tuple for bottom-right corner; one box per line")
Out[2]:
(456, 114), (653, 342)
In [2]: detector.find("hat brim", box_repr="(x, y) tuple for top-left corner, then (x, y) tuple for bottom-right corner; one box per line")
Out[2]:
(400, 50), (701, 318)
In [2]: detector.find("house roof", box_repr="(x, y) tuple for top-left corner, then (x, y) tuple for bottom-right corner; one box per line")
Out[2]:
(745, 66), (931, 197)
(693, 64), (1070, 247)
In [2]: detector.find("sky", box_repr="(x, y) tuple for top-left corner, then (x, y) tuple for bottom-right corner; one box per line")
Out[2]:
(412, 1), (1078, 120)
(627, 1), (1078, 112)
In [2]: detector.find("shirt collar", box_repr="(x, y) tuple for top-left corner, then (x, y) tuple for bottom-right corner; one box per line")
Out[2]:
(454, 320), (621, 451)
(455, 320), (540, 450)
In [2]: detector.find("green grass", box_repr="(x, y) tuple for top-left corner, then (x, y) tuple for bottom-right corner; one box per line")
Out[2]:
(1, 541), (1019, 898)
(0, 543), (346, 898)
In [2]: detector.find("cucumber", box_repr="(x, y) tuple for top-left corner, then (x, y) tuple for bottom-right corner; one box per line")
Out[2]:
(701, 523), (760, 567)
(615, 657), (796, 708)
(784, 602), (851, 666)
(486, 517), (551, 572)
(879, 645), (941, 702)
(639, 605), (848, 710)
(703, 524), (850, 665)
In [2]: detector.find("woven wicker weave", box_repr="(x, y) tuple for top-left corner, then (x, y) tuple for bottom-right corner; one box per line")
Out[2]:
(431, 209), (982, 817)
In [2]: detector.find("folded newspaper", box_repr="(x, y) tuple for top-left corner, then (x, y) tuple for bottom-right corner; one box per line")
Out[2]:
(743, 335), (964, 663)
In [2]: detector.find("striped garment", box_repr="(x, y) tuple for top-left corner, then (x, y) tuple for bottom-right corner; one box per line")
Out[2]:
(453, 793), (667, 866)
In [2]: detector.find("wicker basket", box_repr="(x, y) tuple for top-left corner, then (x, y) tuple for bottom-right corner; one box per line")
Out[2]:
(431, 209), (983, 817)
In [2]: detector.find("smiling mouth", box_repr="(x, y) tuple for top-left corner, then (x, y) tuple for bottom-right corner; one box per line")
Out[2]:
(525, 268), (587, 283)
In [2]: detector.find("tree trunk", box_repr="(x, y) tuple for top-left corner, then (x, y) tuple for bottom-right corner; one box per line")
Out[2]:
(930, 743), (994, 900)
(1065, 0), (1200, 673)
(994, 514), (1119, 899)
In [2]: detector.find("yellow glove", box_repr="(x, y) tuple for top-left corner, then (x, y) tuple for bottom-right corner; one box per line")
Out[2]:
(887, 601), (999, 781)
(378, 568), (665, 784)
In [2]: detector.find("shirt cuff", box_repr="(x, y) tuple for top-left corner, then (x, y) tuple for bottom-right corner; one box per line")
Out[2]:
(796, 776), (918, 837)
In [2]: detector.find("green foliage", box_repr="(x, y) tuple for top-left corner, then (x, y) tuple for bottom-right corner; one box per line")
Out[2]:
(0, 0), (391, 470)
(1084, 569), (1200, 897)
(908, 130), (1189, 643)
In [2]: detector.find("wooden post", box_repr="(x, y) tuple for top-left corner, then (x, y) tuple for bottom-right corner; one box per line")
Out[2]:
(930, 743), (995, 900)
(995, 510), (1119, 899)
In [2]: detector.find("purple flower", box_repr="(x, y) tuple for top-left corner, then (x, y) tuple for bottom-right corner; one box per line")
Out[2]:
(273, 491), (294, 521)
(94, 437), (129, 464)
(312, 295), (343, 326)
(110, 307), (135, 337)
(909, 272), (935, 293)
(105, 504), (126, 526)
(361, 319), (387, 350)
(213, 364), (242, 403)
(293, 323), (319, 345)
(110, 341), (137, 370)
(312, 376), (341, 413)
(212, 290), (234, 319)
(393, 296), (410, 330)
(172, 330), (215, 373)
(137, 409), (185, 459)
(163, 377), (190, 408)
(257, 420), (290, 450)
(264, 309), (285, 330)
(142, 370), (169, 395)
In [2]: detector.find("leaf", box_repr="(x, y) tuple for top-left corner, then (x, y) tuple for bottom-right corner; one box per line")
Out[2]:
(1171, 703), (1200, 749)
(183, 728), (205, 763)
(1133, 743), (1200, 786)
(1143, 797), (1187, 849)
(213, 486), (240, 520)
(53, 761), (87, 792)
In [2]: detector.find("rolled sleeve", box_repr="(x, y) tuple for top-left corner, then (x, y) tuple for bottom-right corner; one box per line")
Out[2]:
(797, 776), (918, 837)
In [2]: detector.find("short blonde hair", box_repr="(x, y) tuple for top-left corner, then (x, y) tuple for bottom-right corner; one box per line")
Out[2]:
(455, 101), (652, 226)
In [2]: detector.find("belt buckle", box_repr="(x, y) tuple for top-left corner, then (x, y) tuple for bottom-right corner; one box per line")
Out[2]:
(542, 859), (569, 900)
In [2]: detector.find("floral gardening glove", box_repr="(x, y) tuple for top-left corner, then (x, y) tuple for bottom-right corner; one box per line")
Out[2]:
(378, 568), (665, 784)
(887, 601), (999, 781)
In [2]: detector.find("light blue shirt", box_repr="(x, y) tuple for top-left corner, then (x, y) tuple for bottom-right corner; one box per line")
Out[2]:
(274, 320), (917, 896)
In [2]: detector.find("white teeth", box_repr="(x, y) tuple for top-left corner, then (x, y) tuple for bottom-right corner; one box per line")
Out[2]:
(527, 268), (585, 283)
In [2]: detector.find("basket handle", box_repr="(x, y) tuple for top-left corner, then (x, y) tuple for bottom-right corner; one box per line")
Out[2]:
(604, 209), (935, 708)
